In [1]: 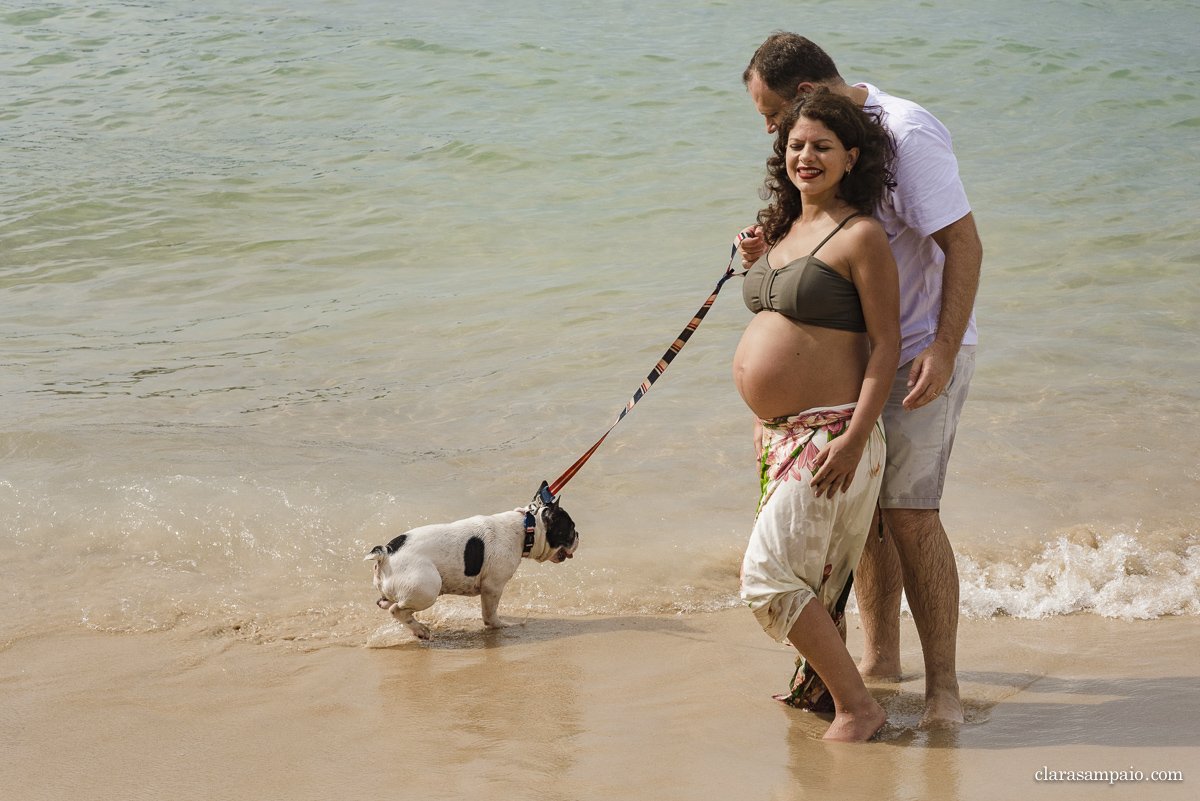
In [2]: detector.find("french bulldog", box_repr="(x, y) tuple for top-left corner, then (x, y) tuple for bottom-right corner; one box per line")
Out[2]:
(365, 491), (579, 640)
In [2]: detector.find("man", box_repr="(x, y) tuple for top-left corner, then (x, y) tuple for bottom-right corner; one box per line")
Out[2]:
(739, 32), (982, 727)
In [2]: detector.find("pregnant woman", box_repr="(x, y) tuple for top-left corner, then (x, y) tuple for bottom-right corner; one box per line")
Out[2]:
(734, 88), (900, 742)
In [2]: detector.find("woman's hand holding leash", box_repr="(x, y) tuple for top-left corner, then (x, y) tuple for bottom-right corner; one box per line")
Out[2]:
(738, 224), (766, 268)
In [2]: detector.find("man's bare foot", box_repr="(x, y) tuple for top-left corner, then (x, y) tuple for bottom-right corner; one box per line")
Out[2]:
(858, 658), (902, 683)
(822, 699), (887, 743)
(918, 688), (964, 729)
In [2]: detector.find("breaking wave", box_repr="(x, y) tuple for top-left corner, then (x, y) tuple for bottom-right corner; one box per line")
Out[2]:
(955, 524), (1200, 620)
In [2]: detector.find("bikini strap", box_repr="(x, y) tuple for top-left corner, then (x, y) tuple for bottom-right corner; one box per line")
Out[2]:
(808, 212), (865, 258)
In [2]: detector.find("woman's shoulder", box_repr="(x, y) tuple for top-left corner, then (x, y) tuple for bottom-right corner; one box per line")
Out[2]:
(840, 212), (889, 244)
(839, 213), (897, 273)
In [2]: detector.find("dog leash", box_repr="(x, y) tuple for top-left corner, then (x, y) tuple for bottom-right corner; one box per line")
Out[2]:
(524, 231), (751, 549)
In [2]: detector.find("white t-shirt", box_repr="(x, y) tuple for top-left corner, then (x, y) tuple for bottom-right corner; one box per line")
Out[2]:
(858, 83), (976, 366)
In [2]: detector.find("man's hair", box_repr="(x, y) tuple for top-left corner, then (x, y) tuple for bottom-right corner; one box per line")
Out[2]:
(742, 32), (841, 99)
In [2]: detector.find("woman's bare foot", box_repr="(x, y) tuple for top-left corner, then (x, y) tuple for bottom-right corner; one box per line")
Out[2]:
(918, 688), (964, 729)
(823, 698), (887, 742)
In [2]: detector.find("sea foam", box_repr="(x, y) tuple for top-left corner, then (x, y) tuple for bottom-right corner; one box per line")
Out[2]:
(955, 525), (1200, 620)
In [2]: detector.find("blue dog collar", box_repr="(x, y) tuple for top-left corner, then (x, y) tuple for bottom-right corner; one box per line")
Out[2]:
(523, 480), (556, 555)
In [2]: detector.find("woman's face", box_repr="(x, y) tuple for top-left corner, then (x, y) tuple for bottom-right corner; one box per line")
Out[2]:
(785, 116), (859, 197)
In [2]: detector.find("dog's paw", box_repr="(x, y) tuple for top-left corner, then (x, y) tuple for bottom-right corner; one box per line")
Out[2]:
(408, 620), (432, 640)
(483, 618), (510, 629)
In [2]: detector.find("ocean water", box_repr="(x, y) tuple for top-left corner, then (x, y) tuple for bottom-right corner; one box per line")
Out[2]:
(2, 0), (1198, 648)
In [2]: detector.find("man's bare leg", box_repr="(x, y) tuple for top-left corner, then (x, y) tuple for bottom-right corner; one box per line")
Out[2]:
(856, 510), (904, 680)
(786, 600), (886, 743)
(884, 507), (963, 727)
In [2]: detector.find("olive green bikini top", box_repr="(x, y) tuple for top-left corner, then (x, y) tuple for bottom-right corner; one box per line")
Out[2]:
(742, 212), (867, 332)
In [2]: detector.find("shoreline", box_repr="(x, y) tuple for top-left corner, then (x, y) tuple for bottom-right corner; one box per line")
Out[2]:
(2, 610), (1197, 800)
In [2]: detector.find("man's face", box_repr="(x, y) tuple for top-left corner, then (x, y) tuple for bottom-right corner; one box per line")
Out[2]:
(747, 72), (792, 135)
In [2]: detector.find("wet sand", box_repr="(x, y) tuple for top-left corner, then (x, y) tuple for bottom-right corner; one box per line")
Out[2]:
(2, 611), (1197, 801)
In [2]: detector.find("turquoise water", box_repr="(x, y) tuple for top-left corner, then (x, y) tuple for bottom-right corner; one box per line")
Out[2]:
(2, 0), (1198, 645)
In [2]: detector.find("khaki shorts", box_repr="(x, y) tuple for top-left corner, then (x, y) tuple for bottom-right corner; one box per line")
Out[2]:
(879, 345), (975, 510)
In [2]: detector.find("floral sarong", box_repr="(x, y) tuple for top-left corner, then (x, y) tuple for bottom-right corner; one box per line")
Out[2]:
(739, 403), (885, 711)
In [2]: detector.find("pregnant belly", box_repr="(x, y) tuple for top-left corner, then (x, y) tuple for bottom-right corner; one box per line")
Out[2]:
(733, 312), (867, 420)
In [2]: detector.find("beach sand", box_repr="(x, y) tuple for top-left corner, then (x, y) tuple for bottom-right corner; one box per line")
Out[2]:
(3, 610), (1197, 801)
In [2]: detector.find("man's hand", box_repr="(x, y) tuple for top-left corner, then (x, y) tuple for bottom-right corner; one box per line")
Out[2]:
(738, 224), (766, 268)
(906, 212), (981, 411)
(903, 340), (956, 410)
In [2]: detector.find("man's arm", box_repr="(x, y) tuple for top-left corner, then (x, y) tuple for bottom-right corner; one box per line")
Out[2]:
(902, 211), (982, 410)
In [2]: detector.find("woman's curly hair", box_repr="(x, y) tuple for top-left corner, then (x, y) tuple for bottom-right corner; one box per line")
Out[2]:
(757, 88), (896, 245)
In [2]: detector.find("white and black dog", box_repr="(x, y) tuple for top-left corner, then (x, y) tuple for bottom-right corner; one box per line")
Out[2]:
(365, 487), (579, 640)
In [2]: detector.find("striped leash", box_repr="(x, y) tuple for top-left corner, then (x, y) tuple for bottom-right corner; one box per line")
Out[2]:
(523, 231), (751, 549)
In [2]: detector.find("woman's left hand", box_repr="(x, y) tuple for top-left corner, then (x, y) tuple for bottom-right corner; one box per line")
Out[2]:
(809, 436), (864, 498)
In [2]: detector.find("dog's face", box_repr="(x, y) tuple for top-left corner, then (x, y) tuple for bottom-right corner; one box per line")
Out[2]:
(540, 503), (579, 564)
